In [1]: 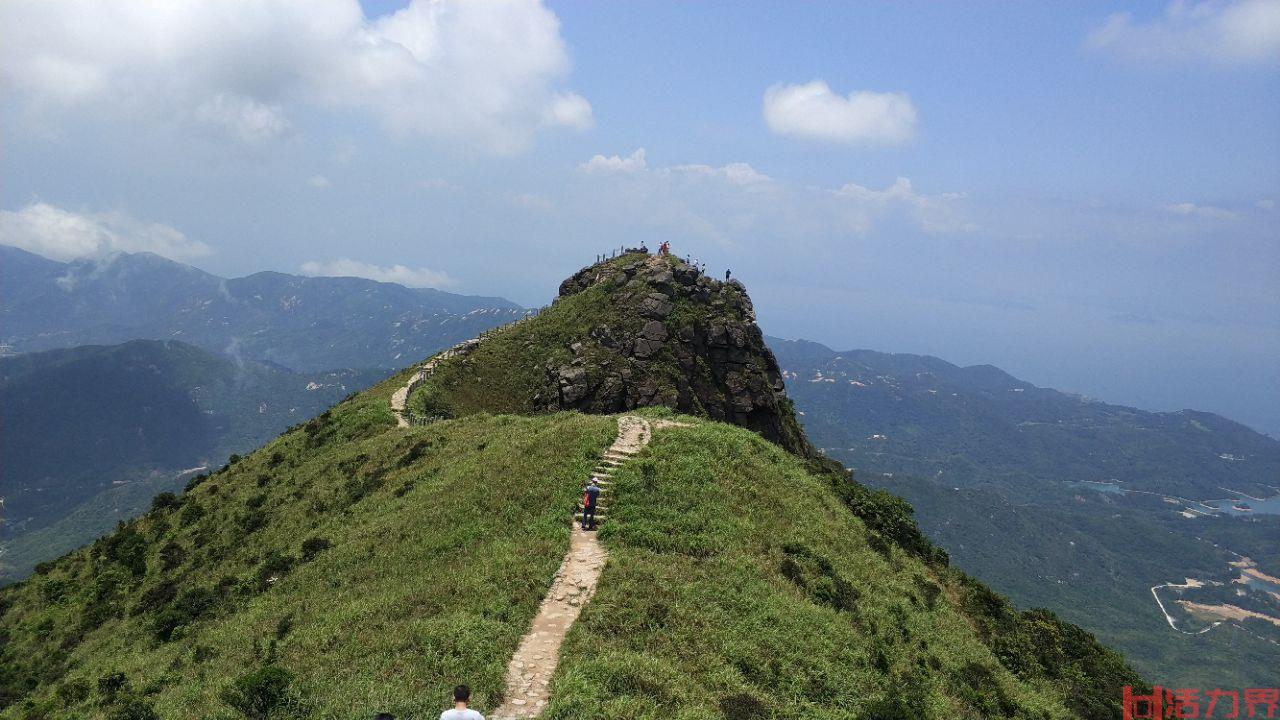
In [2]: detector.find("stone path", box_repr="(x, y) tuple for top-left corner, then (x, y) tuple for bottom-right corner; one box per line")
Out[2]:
(490, 415), (652, 719)
(389, 338), (480, 428)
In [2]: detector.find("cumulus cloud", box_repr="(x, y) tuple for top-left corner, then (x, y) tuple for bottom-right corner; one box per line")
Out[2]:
(1087, 0), (1280, 66)
(580, 148), (648, 173)
(299, 258), (457, 288)
(833, 177), (974, 234)
(763, 80), (917, 145)
(544, 92), (594, 130)
(1165, 201), (1238, 219)
(0, 202), (212, 261)
(668, 163), (771, 186)
(574, 150), (969, 246)
(0, 0), (592, 153)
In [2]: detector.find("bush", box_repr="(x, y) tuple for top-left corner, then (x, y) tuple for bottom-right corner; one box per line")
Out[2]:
(150, 587), (219, 642)
(255, 552), (295, 591)
(184, 473), (209, 492)
(159, 541), (187, 572)
(178, 501), (206, 526)
(832, 479), (948, 565)
(149, 492), (181, 512)
(300, 537), (330, 562)
(107, 695), (159, 720)
(237, 508), (268, 534)
(56, 678), (90, 706)
(221, 665), (295, 719)
(97, 671), (129, 702)
(99, 527), (149, 577)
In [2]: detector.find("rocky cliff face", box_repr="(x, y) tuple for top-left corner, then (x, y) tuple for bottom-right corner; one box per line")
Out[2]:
(539, 254), (810, 455)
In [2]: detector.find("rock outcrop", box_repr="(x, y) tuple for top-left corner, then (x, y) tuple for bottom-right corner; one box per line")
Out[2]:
(541, 254), (809, 455)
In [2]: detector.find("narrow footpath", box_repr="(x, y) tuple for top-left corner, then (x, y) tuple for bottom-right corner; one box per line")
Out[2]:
(490, 415), (651, 719)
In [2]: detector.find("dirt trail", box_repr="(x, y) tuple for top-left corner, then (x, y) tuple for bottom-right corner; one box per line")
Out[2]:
(490, 415), (652, 719)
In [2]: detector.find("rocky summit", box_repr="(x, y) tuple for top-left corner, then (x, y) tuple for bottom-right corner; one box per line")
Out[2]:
(402, 252), (812, 457)
(544, 254), (808, 455)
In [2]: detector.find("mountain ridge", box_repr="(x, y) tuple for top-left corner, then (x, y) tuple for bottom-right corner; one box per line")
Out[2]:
(0, 245), (525, 372)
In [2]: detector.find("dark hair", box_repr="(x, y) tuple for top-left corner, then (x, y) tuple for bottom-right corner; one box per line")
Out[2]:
(453, 685), (471, 702)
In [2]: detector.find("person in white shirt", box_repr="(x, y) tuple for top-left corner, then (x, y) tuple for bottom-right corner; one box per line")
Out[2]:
(440, 685), (484, 720)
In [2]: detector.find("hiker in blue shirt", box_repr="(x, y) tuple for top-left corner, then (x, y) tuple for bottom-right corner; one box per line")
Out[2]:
(582, 477), (602, 530)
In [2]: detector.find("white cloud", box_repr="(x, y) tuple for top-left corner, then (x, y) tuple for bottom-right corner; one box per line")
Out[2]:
(194, 94), (292, 142)
(306, 174), (331, 188)
(1087, 0), (1280, 66)
(544, 92), (594, 130)
(668, 162), (771, 186)
(580, 148), (648, 173)
(0, 202), (212, 261)
(763, 80), (917, 145)
(1256, 199), (1275, 210)
(574, 150), (969, 245)
(299, 258), (457, 288)
(1165, 201), (1238, 219)
(0, 0), (591, 153)
(833, 177), (974, 234)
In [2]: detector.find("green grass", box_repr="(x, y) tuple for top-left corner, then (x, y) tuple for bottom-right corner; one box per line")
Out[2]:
(1, 324), (1143, 719)
(1, 372), (615, 719)
(548, 419), (1078, 719)
(409, 270), (642, 419)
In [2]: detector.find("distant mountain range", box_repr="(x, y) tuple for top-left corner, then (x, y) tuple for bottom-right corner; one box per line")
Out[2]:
(0, 244), (527, 371)
(0, 339), (385, 581)
(770, 338), (1280, 499)
(771, 337), (1280, 687)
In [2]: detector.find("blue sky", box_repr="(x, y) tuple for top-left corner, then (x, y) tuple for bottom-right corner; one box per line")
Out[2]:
(2, 0), (1278, 434)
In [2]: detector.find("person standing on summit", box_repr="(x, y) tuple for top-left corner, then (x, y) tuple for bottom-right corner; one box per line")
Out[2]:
(581, 477), (602, 530)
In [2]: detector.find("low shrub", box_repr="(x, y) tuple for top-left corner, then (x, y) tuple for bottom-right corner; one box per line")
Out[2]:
(149, 493), (181, 513)
(300, 537), (330, 562)
(221, 665), (296, 719)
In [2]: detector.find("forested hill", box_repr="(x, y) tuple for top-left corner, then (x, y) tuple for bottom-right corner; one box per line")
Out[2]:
(771, 338), (1280, 499)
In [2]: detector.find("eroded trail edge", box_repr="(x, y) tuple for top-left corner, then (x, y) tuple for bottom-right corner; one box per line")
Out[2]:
(491, 415), (652, 719)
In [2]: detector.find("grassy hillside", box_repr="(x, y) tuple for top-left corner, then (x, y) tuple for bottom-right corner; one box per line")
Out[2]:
(1, 372), (617, 718)
(0, 371), (1140, 718)
(550, 417), (1140, 719)
(771, 338), (1280, 686)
